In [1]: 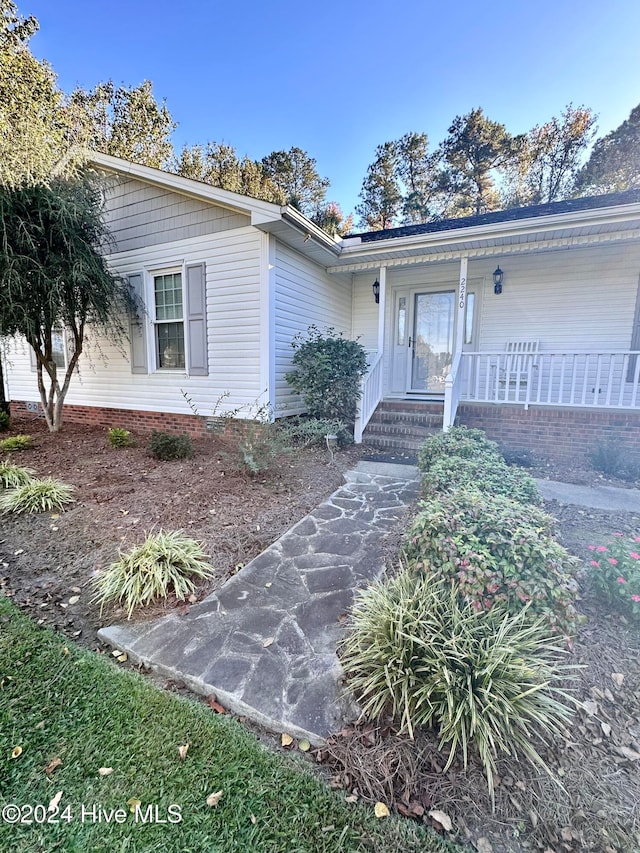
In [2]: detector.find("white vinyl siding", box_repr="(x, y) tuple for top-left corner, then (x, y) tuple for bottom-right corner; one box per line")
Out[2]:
(103, 177), (251, 253)
(472, 243), (640, 352)
(5, 228), (263, 418)
(274, 241), (352, 414)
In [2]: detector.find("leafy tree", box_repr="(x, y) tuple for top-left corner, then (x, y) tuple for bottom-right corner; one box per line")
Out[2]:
(440, 108), (518, 216)
(395, 132), (444, 223)
(173, 142), (285, 202)
(0, 1), (80, 187)
(310, 201), (353, 236)
(68, 80), (176, 169)
(575, 103), (640, 195)
(355, 141), (402, 230)
(0, 175), (133, 431)
(503, 105), (596, 206)
(261, 147), (329, 216)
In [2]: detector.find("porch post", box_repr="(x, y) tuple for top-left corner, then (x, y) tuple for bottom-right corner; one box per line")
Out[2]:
(444, 256), (468, 431)
(377, 266), (387, 355)
(455, 257), (468, 355)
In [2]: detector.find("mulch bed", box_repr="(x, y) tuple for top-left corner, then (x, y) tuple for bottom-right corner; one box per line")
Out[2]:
(1, 420), (640, 851)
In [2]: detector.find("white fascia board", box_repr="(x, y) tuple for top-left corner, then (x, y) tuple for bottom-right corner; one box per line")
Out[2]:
(280, 206), (343, 254)
(335, 203), (640, 262)
(88, 151), (283, 221)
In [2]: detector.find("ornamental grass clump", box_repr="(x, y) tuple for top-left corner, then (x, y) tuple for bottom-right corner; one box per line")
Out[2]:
(341, 568), (574, 798)
(417, 426), (501, 471)
(0, 477), (75, 513)
(0, 461), (35, 489)
(92, 530), (213, 619)
(587, 534), (640, 622)
(424, 453), (541, 505)
(0, 434), (31, 452)
(403, 489), (581, 638)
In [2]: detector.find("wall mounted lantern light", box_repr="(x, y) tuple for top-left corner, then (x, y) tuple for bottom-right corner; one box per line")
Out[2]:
(372, 279), (380, 304)
(493, 266), (504, 295)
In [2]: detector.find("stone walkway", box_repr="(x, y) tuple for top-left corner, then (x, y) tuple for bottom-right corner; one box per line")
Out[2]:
(98, 461), (420, 744)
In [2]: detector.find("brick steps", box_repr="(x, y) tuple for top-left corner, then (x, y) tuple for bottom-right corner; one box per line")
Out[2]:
(363, 400), (443, 451)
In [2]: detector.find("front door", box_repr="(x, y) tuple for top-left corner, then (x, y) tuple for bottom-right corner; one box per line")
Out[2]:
(407, 290), (455, 394)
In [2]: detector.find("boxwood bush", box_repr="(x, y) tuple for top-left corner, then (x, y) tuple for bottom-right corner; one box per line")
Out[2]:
(403, 489), (581, 638)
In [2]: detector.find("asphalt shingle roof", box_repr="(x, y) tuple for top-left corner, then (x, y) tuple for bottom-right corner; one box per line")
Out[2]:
(350, 189), (640, 243)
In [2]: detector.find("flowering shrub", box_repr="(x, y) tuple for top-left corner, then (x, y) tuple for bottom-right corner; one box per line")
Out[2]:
(403, 489), (582, 638)
(587, 534), (640, 622)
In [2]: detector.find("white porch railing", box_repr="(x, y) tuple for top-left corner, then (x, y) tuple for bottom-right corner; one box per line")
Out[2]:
(354, 352), (383, 444)
(457, 350), (640, 409)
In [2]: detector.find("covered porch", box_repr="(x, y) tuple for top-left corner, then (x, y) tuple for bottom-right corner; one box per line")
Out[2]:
(329, 195), (640, 449)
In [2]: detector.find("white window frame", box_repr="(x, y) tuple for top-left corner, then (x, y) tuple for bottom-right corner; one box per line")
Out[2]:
(29, 326), (68, 372)
(148, 264), (186, 372)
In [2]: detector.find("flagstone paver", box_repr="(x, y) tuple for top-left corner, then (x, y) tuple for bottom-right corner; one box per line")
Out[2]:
(98, 461), (420, 743)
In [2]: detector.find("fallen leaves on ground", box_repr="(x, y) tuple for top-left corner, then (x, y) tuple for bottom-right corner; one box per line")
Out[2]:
(206, 790), (223, 807)
(374, 802), (389, 818)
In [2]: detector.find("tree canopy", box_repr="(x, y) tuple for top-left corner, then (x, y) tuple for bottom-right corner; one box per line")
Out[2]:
(575, 103), (640, 195)
(0, 175), (132, 431)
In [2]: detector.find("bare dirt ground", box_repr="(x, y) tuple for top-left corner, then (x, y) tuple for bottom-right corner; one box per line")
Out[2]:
(1, 420), (640, 852)
(0, 418), (363, 648)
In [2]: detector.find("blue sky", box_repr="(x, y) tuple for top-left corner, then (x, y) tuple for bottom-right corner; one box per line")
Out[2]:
(25, 0), (640, 217)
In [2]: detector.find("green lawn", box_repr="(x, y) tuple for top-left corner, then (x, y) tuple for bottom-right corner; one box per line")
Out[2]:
(0, 596), (460, 853)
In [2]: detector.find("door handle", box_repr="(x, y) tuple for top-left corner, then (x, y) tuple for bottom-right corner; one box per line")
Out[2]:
(408, 336), (413, 348)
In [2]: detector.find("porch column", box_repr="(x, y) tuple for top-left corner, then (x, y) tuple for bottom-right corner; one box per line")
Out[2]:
(377, 266), (387, 355)
(455, 257), (468, 356)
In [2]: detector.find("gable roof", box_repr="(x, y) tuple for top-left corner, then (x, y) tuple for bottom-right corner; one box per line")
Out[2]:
(349, 189), (640, 243)
(89, 151), (342, 267)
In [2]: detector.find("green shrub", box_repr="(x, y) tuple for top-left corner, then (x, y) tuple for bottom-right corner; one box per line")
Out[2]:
(403, 489), (581, 637)
(148, 431), (193, 461)
(0, 477), (75, 513)
(341, 568), (574, 797)
(417, 426), (500, 471)
(237, 421), (287, 475)
(0, 411), (10, 432)
(108, 427), (134, 448)
(0, 461), (35, 489)
(424, 454), (541, 505)
(587, 534), (640, 622)
(278, 416), (348, 447)
(0, 434), (31, 452)
(284, 326), (368, 423)
(92, 530), (213, 618)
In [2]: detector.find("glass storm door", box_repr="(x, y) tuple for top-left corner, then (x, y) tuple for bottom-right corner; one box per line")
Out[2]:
(407, 291), (455, 393)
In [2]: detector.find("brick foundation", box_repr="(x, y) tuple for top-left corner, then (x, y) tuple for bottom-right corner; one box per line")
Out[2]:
(9, 401), (208, 438)
(457, 403), (640, 465)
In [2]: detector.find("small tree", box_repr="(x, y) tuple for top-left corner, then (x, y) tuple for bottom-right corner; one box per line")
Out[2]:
(0, 173), (133, 432)
(285, 326), (368, 424)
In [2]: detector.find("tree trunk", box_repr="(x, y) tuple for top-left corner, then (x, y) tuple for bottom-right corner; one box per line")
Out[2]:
(0, 352), (9, 416)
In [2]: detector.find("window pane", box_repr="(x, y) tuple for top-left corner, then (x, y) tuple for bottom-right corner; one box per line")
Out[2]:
(52, 329), (65, 368)
(156, 322), (185, 368)
(464, 293), (475, 344)
(397, 296), (406, 346)
(155, 273), (183, 321)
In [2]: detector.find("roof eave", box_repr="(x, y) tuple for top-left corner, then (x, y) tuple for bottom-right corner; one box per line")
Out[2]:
(336, 202), (640, 259)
